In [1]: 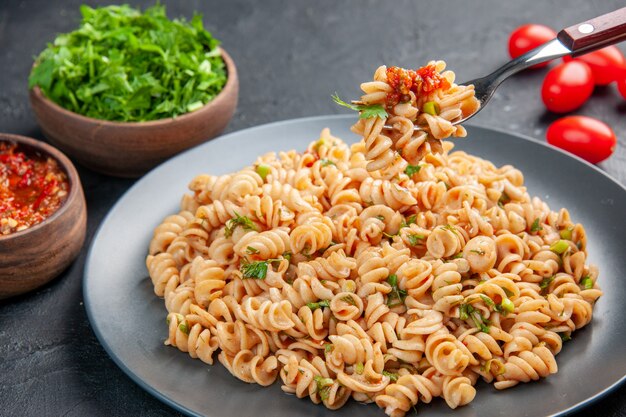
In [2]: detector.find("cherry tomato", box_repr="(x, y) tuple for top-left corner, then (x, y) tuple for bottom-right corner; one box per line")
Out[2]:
(508, 24), (557, 68)
(617, 76), (626, 99)
(563, 46), (626, 85)
(541, 61), (594, 113)
(547, 116), (616, 164)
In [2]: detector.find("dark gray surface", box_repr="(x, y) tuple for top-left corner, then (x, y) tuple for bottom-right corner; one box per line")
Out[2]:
(0, 1), (625, 416)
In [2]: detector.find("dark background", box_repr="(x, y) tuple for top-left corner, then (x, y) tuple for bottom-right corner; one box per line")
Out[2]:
(1, 1), (624, 416)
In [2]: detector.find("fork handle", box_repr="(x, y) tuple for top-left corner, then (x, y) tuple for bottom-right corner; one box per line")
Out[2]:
(557, 7), (626, 55)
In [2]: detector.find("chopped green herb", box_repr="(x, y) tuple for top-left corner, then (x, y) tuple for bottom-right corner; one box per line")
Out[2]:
(29, 4), (226, 122)
(312, 138), (325, 153)
(313, 376), (333, 401)
(441, 224), (458, 234)
(324, 344), (334, 354)
(386, 274), (407, 307)
(404, 164), (422, 177)
(480, 295), (495, 308)
(256, 164), (271, 181)
(580, 276), (594, 290)
(559, 332), (572, 342)
(470, 249), (485, 255)
(559, 227), (574, 241)
(459, 303), (490, 333)
(332, 93), (389, 119)
(340, 295), (357, 306)
(539, 276), (555, 291)
(187, 101), (203, 112)
(320, 159), (336, 167)
(178, 321), (190, 335)
(481, 359), (505, 375)
(451, 253), (464, 259)
(268, 257), (286, 269)
(550, 240), (569, 255)
(471, 312), (490, 333)
(422, 101), (440, 116)
(498, 192), (511, 207)
(282, 251), (292, 262)
(240, 260), (268, 280)
(357, 105), (389, 119)
(503, 288), (515, 298)
(407, 233), (424, 247)
(225, 212), (258, 238)
(387, 274), (398, 287)
(382, 370), (399, 382)
(355, 362), (364, 374)
(401, 214), (417, 228)
(246, 246), (260, 255)
(498, 298), (515, 315)
(530, 218), (543, 233)
(459, 303), (472, 320)
(376, 215), (385, 221)
(307, 300), (330, 311)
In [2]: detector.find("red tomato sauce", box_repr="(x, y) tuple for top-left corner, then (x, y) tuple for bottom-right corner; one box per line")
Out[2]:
(0, 142), (70, 235)
(385, 64), (450, 106)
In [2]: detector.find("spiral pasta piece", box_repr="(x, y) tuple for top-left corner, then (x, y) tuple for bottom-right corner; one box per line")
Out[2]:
(149, 211), (194, 256)
(219, 350), (279, 386)
(375, 368), (442, 417)
(360, 178), (417, 211)
(237, 296), (295, 332)
(146, 253), (180, 297)
(165, 313), (220, 364)
(233, 227), (290, 260)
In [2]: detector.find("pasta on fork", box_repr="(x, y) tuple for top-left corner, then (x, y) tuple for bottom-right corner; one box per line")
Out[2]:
(337, 61), (480, 178)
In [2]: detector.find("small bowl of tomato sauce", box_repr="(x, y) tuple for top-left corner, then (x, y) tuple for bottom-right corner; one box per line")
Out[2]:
(0, 133), (86, 299)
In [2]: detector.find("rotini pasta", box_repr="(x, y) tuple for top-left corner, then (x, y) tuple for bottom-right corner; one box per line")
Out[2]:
(146, 62), (601, 416)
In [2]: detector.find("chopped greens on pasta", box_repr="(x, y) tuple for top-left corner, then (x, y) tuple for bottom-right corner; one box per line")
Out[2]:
(147, 62), (601, 416)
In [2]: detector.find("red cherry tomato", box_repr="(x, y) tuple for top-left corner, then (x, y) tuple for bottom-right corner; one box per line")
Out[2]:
(541, 61), (594, 113)
(508, 24), (557, 68)
(563, 46), (626, 85)
(617, 77), (626, 99)
(547, 116), (616, 164)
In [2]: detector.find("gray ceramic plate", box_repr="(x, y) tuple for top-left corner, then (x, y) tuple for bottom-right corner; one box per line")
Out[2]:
(84, 115), (626, 417)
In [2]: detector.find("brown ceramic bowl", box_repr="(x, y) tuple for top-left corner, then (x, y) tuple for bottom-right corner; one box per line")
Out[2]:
(29, 48), (239, 178)
(0, 134), (87, 299)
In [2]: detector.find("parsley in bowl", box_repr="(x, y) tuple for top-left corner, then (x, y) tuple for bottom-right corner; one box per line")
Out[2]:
(29, 4), (227, 122)
(28, 4), (238, 177)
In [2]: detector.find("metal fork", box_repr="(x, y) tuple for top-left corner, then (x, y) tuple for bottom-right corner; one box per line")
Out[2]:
(372, 7), (626, 132)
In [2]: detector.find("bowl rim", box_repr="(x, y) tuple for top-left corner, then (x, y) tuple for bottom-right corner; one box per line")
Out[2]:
(30, 47), (237, 127)
(0, 133), (83, 241)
